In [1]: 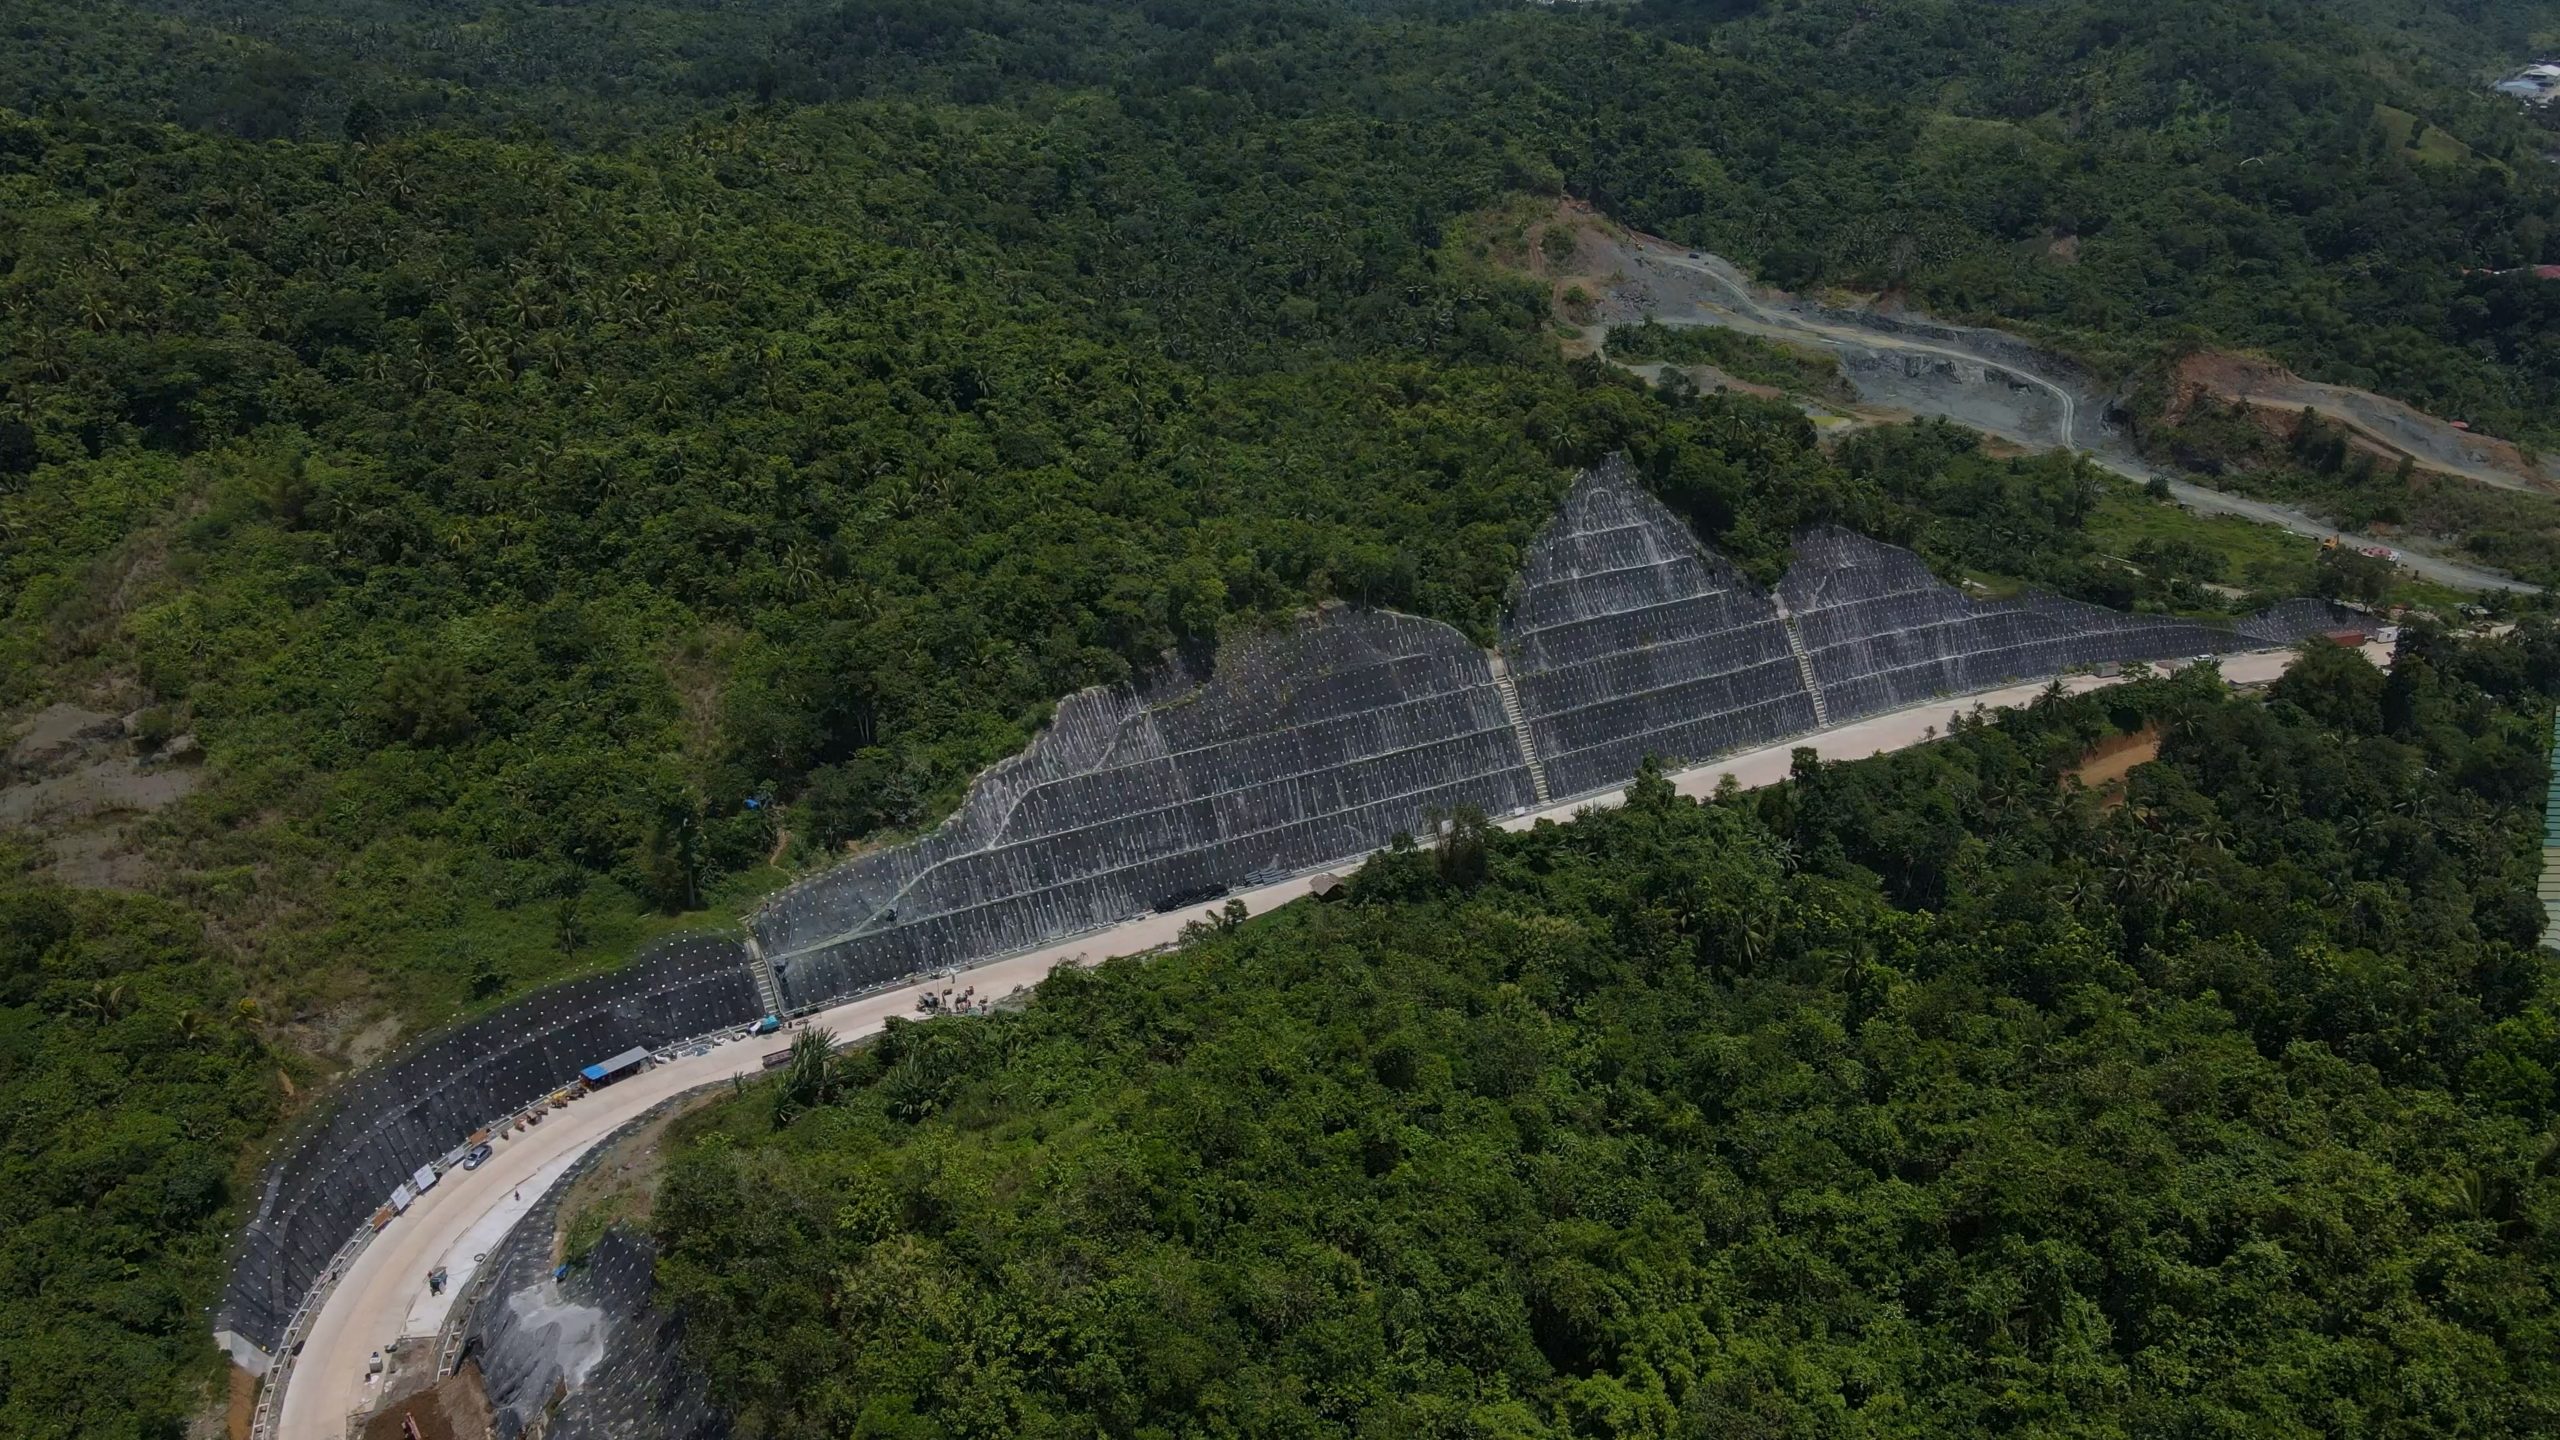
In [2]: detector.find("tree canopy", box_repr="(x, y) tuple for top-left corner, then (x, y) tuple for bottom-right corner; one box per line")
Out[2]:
(658, 629), (2560, 1438)
(8, 2), (2560, 1434)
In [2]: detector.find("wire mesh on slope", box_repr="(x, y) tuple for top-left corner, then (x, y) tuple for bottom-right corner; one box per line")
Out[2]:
(1502, 459), (1820, 799)
(462, 1106), (727, 1440)
(222, 458), (2381, 1369)
(215, 935), (758, 1353)
(2234, 596), (2375, 646)
(1774, 526), (2336, 724)
(754, 609), (1540, 1010)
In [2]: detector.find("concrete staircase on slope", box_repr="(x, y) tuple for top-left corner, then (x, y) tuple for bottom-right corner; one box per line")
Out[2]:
(1487, 654), (1553, 807)
(2542, 714), (2560, 951)
(745, 934), (784, 1017)
(1772, 599), (1831, 728)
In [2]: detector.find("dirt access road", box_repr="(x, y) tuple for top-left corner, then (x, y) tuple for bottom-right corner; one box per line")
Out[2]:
(1606, 239), (2537, 595)
(270, 641), (2365, 1440)
(2168, 350), (2560, 500)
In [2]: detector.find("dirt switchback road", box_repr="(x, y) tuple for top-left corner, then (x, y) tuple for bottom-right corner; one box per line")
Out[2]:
(272, 642), (2376, 1440)
(1612, 240), (2537, 596)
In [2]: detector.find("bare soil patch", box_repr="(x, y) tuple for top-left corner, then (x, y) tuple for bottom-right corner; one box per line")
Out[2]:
(2068, 727), (2162, 805)
(345, 1015), (406, 1070)
(186, 1364), (255, 1440)
(1, 701), (200, 889)
(356, 1361), (493, 1440)
(2161, 350), (2559, 496)
(228, 1365), (255, 1440)
(553, 1087), (724, 1263)
(1470, 196), (1629, 346)
(275, 1001), (406, 1074)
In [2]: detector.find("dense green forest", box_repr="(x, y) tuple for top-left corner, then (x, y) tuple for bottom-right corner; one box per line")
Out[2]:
(16, 0), (2560, 433)
(0, 867), (277, 1440)
(9, 1), (2560, 1436)
(659, 634), (2560, 1437)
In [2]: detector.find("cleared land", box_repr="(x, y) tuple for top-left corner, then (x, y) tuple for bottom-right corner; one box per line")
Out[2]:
(1495, 204), (2538, 595)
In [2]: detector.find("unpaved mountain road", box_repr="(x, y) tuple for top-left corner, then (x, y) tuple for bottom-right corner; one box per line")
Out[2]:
(2170, 349), (2560, 500)
(1607, 239), (2538, 596)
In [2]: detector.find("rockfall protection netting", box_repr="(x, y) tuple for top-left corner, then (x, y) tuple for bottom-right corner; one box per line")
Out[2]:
(462, 1107), (727, 1440)
(2235, 596), (2378, 647)
(753, 611), (1540, 1010)
(1501, 456), (1820, 800)
(1774, 525), (2358, 723)
(215, 935), (758, 1354)
(224, 458), (2374, 1369)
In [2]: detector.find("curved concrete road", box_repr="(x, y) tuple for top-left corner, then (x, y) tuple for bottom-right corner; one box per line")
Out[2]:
(1620, 241), (2537, 596)
(272, 643), (2370, 1439)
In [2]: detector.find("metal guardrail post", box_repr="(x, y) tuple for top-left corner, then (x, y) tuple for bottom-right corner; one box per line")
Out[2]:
(248, 1223), (380, 1440)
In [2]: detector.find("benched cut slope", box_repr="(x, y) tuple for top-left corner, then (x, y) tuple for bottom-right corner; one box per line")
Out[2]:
(217, 460), (2364, 1365)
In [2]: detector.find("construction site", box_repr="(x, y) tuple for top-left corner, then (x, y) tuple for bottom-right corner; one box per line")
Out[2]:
(220, 461), (2387, 1440)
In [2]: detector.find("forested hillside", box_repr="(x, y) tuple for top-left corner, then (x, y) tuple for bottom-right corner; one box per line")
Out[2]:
(18, 0), (2560, 432)
(7, 2), (2560, 1436)
(659, 635), (2560, 1437)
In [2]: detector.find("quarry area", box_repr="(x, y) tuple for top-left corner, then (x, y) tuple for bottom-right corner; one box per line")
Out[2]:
(1509, 199), (2547, 594)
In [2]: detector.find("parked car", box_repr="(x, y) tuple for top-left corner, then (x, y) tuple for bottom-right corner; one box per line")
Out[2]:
(461, 1142), (494, 1171)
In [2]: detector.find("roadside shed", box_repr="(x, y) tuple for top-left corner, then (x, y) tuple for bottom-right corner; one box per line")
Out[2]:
(580, 1047), (650, 1086)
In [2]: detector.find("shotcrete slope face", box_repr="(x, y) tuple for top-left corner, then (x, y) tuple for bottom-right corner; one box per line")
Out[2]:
(220, 461), (2363, 1359)
(461, 1117), (725, 1440)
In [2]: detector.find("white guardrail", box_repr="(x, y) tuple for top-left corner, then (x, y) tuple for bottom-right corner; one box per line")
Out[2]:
(246, 1223), (379, 1440)
(242, 1010), (781, 1440)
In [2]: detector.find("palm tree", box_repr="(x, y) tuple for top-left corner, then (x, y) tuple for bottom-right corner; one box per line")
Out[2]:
(778, 545), (822, 600)
(77, 980), (129, 1026)
(1731, 904), (1778, 974)
(773, 1027), (840, 1126)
